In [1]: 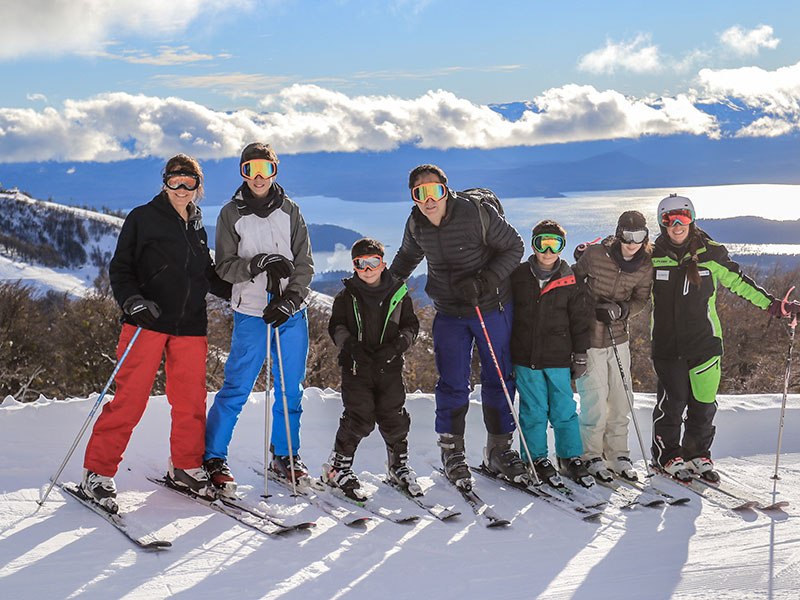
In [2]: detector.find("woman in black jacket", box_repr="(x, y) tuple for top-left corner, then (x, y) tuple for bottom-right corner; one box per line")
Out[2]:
(80, 154), (229, 512)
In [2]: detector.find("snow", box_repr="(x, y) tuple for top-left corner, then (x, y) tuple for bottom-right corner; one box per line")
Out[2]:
(2, 388), (799, 599)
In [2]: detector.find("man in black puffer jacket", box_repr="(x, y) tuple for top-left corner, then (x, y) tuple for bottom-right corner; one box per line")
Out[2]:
(389, 164), (525, 489)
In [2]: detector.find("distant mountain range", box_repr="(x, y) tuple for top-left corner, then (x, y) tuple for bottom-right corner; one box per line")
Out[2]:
(0, 99), (797, 211)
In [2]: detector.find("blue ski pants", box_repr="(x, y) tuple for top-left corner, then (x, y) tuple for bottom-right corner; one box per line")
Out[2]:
(515, 365), (583, 461)
(205, 309), (308, 459)
(432, 305), (516, 435)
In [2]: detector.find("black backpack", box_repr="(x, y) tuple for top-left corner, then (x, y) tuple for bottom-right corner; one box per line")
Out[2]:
(409, 187), (504, 245)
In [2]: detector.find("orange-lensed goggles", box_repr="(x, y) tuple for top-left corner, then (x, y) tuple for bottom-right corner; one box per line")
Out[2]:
(353, 255), (384, 271)
(411, 182), (447, 203)
(661, 208), (694, 228)
(241, 159), (277, 180)
(164, 172), (200, 191)
(533, 234), (565, 254)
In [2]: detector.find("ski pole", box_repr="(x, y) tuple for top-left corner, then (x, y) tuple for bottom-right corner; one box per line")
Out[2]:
(37, 326), (143, 508)
(274, 326), (298, 499)
(264, 322), (272, 498)
(772, 286), (797, 484)
(474, 306), (541, 485)
(607, 324), (653, 478)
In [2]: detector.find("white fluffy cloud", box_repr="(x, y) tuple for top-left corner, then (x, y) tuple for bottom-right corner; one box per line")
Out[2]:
(578, 35), (662, 75)
(0, 1), (252, 59)
(0, 84), (720, 162)
(719, 25), (780, 56)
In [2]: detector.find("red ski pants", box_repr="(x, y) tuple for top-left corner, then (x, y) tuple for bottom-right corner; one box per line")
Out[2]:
(84, 324), (208, 476)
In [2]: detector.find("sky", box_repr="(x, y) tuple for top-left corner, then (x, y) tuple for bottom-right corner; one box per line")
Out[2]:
(1, 1), (800, 162)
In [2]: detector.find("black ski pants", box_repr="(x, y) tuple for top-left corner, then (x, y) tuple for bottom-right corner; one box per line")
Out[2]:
(334, 367), (410, 460)
(651, 357), (717, 467)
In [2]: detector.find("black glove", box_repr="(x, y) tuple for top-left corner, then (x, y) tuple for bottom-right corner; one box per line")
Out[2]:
(249, 253), (295, 281)
(595, 301), (628, 323)
(767, 298), (800, 318)
(339, 337), (373, 369)
(262, 292), (300, 327)
(373, 335), (412, 364)
(571, 353), (588, 380)
(122, 295), (161, 329)
(455, 271), (499, 306)
(573, 243), (589, 262)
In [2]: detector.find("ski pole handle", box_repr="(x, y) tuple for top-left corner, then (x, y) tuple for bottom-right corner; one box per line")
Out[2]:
(38, 326), (143, 508)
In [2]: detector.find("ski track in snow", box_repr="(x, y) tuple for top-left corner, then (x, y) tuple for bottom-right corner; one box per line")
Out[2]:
(1, 389), (799, 599)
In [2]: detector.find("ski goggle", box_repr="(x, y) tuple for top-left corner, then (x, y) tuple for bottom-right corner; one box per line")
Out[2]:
(660, 208), (694, 228)
(533, 234), (565, 254)
(411, 182), (447, 203)
(163, 172), (200, 191)
(619, 229), (648, 244)
(241, 159), (277, 180)
(353, 255), (384, 272)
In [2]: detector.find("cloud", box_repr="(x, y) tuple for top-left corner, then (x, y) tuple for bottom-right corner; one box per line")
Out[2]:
(698, 61), (800, 116)
(0, 1), (253, 60)
(578, 35), (662, 75)
(153, 72), (295, 97)
(719, 25), (780, 56)
(26, 93), (48, 103)
(0, 85), (720, 162)
(81, 45), (217, 66)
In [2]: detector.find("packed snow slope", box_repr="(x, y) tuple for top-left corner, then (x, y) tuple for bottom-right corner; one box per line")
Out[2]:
(1, 389), (799, 600)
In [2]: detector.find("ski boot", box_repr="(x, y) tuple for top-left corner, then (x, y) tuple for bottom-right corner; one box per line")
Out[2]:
(386, 443), (423, 497)
(557, 456), (595, 488)
(610, 456), (639, 482)
(270, 453), (311, 488)
(482, 433), (530, 485)
(203, 457), (237, 498)
(584, 457), (614, 483)
(322, 451), (368, 501)
(438, 433), (473, 490)
(530, 457), (563, 487)
(657, 457), (693, 482)
(168, 459), (215, 498)
(687, 457), (720, 483)
(80, 469), (119, 513)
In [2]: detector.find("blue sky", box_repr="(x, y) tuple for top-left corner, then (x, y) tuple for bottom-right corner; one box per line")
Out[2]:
(1, 0), (799, 162)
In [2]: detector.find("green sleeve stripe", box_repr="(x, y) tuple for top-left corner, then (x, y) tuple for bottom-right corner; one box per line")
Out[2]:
(706, 260), (772, 309)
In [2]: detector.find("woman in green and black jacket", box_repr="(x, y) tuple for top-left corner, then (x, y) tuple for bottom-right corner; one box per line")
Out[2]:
(650, 194), (799, 482)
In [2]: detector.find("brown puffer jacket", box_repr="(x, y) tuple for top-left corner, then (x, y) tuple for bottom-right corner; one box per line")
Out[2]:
(572, 237), (653, 348)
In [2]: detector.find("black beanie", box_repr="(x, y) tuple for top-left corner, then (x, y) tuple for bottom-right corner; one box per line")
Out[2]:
(240, 142), (277, 165)
(616, 210), (647, 236)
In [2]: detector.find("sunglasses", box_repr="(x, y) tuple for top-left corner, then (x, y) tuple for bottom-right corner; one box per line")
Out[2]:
(533, 234), (565, 254)
(353, 255), (385, 271)
(241, 159), (278, 180)
(661, 208), (694, 228)
(164, 172), (200, 191)
(619, 229), (648, 244)
(411, 182), (447, 203)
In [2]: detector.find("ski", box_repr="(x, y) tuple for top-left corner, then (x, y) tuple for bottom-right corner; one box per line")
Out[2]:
(471, 465), (604, 522)
(686, 471), (788, 511)
(308, 476), (420, 524)
(147, 475), (298, 536)
(650, 467), (757, 511)
(261, 467), (372, 526)
(57, 481), (171, 550)
(434, 468), (510, 527)
(218, 495), (315, 531)
(615, 474), (691, 506)
(594, 478), (660, 509)
(378, 476), (461, 521)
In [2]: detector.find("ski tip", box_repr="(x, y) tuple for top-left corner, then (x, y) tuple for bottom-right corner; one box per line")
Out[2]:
(487, 519), (511, 528)
(144, 540), (173, 550)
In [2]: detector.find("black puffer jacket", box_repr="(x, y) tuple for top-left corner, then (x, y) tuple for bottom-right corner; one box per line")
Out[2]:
(509, 257), (590, 369)
(389, 192), (524, 317)
(109, 192), (230, 336)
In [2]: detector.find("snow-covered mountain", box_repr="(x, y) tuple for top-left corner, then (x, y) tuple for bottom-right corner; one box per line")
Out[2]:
(1, 388), (798, 599)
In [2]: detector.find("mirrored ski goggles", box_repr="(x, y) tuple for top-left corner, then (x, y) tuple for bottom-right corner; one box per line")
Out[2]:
(532, 234), (565, 254)
(164, 172), (201, 191)
(241, 159), (277, 180)
(619, 229), (648, 244)
(661, 208), (694, 228)
(411, 182), (447, 203)
(352, 255), (384, 271)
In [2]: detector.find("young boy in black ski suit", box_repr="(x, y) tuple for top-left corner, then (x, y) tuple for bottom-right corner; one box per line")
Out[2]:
(323, 238), (420, 500)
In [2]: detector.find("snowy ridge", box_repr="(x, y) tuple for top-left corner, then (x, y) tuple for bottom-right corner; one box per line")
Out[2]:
(2, 388), (799, 599)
